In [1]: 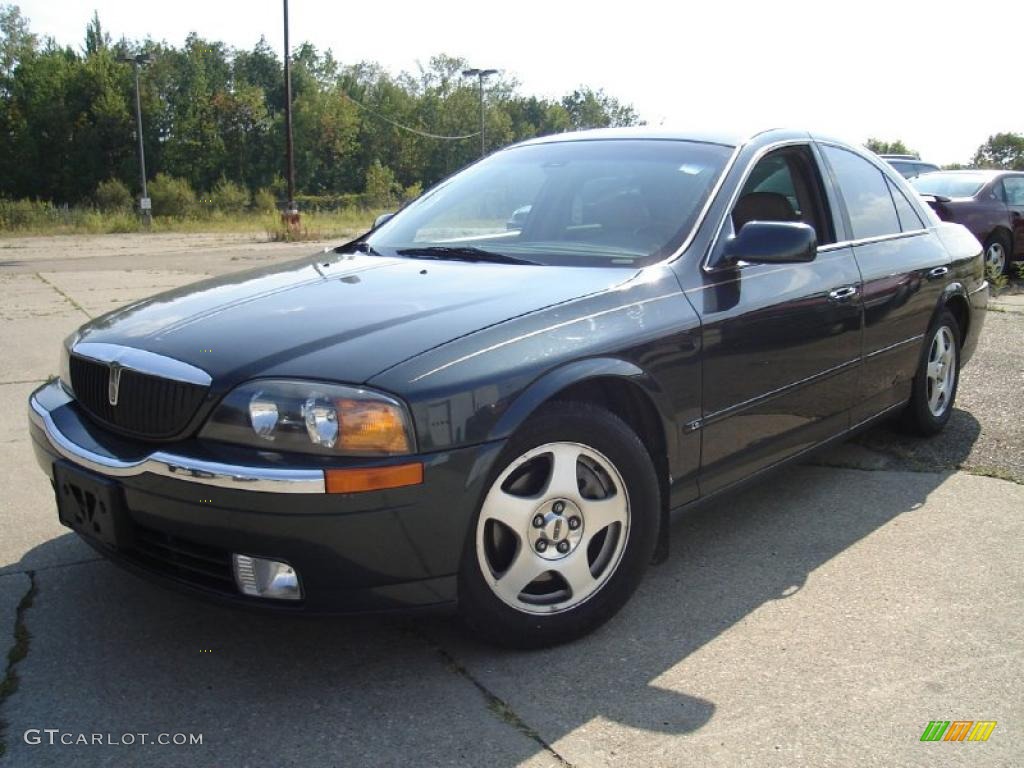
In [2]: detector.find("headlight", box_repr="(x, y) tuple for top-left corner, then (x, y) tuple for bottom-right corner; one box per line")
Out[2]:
(59, 331), (81, 393)
(199, 380), (415, 456)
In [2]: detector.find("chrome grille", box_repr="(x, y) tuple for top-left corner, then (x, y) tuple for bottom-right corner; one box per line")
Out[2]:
(69, 354), (208, 439)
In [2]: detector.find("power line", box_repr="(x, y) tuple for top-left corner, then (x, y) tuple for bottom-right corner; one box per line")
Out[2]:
(341, 91), (480, 141)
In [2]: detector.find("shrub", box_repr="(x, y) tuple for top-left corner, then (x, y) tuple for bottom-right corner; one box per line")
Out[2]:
(93, 178), (133, 212)
(253, 187), (277, 213)
(148, 173), (196, 217)
(210, 177), (250, 214)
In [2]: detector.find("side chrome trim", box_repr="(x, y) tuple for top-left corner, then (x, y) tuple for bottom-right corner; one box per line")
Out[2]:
(702, 357), (860, 426)
(72, 342), (213, 386)
(817, 228), (930, 253)
(864, 334), (924, 360)
(29, 395), (325, 493)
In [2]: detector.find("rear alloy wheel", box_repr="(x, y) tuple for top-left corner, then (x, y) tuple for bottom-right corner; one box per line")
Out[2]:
(983, 234), (1009, 278)
(458, 403), (659, 648)
(902, 310), (960, 436)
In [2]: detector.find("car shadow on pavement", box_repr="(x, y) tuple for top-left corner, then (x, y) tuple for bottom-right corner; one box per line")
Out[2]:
(3, 452), (972, 766)
(816, 407), (982, 474)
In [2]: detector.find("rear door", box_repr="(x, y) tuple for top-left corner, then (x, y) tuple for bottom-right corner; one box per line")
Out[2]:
(818, 144), (949, 424)
(694, 144), (863, 494)
(1002, 175), (1024, 258)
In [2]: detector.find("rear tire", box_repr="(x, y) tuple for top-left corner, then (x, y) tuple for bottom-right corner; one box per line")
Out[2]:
(902, 310), (960, 436)
(983, 233), (1010, 278)
(457, 402), (659, 648)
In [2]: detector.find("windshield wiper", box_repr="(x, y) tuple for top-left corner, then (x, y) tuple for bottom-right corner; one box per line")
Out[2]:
(396, 246), (537, 266)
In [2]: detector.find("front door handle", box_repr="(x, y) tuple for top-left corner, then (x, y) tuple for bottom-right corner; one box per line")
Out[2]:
(828, 285), (858, 302)
(928, 266), (949, 280)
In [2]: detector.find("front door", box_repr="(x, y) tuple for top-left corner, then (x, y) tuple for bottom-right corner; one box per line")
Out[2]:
(693, 145), (863, 495)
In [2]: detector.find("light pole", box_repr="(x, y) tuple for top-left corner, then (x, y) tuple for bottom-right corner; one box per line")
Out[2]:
(118, 53), (152, 225)
(462, 67), (497, 157)
(282, 0), (298, 224)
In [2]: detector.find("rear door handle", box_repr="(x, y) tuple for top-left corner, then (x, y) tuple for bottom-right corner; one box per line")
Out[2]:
(928, 266), (949, 280)
(828, 286), (858, 302)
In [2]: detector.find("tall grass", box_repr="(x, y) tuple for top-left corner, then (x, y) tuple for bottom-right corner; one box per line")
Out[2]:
(0, 198), (386, 240)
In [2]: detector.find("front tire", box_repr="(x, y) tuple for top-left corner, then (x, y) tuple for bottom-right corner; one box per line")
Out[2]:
(902, 310), (960, 436)
(458, 402), (659, 648)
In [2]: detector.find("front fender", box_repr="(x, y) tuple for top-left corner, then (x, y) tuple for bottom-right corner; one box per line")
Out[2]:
(487, 356), (678, 466)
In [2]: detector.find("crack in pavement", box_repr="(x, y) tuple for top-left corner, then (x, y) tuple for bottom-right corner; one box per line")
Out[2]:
(403, 624), (573, 766)
(434, 645), (575, 767)
(0, 571), (37, 758)
(34, 272), (92, 319)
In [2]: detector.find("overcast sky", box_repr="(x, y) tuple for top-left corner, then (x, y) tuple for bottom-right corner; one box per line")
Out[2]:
(18, 0), (1021, 165)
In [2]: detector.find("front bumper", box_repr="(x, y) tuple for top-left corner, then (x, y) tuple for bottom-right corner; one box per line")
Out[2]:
(28, 380), (505, 613)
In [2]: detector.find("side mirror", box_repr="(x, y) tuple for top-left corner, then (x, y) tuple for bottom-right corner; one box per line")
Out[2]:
(373, 212), (395, 229)
(716, 221), (817, 267)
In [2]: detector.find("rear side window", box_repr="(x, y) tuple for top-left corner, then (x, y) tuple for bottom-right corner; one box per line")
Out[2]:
(886, 178), (924, 231)
(1004, 177), (1024, 205)
(823, 145), (901, 240)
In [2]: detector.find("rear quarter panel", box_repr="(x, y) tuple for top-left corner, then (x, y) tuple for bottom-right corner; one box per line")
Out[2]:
(934, 222), (988, 366)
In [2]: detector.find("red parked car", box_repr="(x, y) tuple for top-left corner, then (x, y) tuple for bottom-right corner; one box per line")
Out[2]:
(912, 170), (1024, 277)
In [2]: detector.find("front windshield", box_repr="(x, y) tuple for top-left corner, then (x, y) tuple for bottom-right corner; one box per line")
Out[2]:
(911, 173), (987, 198)
(365, 139), (734, 267)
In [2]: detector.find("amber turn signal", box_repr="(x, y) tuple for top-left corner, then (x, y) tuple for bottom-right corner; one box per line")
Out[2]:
(325, 462), (424, 494)
(336, 398), (412, 454)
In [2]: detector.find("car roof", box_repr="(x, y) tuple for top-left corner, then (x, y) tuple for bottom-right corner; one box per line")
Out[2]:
(512, 126), (781, 150)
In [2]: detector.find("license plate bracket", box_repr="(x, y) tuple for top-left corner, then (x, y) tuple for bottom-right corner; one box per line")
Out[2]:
(53, 462), (130, 549)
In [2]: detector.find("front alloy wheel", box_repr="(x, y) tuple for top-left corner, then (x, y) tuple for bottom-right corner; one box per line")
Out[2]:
(458, 402), (659, 647)
(476, 441), (630, 614)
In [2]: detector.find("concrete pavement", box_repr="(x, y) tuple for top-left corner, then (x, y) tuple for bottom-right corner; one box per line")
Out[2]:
(0, 234), (1020, 766)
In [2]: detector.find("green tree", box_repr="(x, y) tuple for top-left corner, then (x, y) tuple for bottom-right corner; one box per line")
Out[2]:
(865, 139), (916, 156)
(0, 3), (36, 85)
(562, 87), (642, 130)
(84, 10), (108, 56)
(0, 12), (645, 207)
(972, 133), (1024, 170)
(364, 160), (400, 207)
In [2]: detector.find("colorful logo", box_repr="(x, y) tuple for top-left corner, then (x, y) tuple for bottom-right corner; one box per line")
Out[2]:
(920, 721), (997, 742)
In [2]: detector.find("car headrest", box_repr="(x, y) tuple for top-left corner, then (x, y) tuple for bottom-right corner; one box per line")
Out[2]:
(732, 191), (798, 232)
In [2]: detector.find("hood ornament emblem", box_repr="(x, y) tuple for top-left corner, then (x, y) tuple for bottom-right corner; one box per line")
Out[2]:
(107, 362), (123, 406)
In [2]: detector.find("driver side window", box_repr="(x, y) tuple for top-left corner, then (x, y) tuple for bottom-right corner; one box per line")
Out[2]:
(732, 147), (834, 245)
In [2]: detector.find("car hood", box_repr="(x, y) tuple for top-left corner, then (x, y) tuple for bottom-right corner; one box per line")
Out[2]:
(75, 252), (633, 389)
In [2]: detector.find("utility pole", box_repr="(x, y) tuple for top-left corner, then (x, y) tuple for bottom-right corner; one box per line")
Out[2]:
(282, 0), (298, 224)
(119, 53), (152, 225)
(462, 67), (497, 157)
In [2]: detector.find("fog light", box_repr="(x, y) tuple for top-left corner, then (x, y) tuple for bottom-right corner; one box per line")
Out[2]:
(233, 554), (302, 600)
